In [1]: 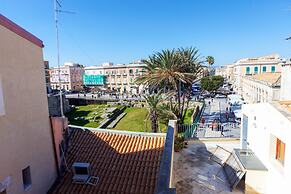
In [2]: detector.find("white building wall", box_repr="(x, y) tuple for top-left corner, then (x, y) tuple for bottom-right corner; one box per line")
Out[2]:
(280, 64), (291, 100)
(241, 103), (291, 194)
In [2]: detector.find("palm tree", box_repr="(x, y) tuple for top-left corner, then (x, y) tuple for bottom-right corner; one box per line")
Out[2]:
(206, 56), (215, 75)
(144, 92), (177, 132)
(137, 47), (203, 121)
(144, 92), (163, 133)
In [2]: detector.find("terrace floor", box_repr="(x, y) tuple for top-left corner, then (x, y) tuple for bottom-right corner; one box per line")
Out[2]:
(173, 140), (244, 194)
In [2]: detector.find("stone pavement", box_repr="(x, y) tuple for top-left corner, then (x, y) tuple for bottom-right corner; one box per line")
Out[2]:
(173, 141), (244, 194)
(198, 98), (241, 138)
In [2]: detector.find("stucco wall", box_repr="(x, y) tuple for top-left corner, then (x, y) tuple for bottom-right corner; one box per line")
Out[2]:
(241, 103), (291, 194)
(280, 64), (291, 100)
(0, 25), (57, 194)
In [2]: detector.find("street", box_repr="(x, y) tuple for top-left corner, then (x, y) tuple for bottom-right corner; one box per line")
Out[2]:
(197, 97), (241, 138)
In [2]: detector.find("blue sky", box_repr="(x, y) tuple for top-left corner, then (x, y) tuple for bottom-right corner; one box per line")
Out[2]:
(1, 0), (291, 67)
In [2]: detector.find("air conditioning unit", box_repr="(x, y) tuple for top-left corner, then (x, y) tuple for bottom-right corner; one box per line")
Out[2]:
(72, 162), (91, 182)
(72, 162), (99, 186)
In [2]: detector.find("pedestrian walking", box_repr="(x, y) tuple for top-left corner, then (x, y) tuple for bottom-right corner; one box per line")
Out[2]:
(221, 125), (224, 136)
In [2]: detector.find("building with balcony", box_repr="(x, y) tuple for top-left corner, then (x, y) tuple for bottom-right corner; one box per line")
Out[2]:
(232, 54), (282, 95)
(0, 14), (57, 194)
(50, 62), (84, 91)
(83, 62), (147, 94)
(241, 73), (281, 103)
(83, 65), (106, 87)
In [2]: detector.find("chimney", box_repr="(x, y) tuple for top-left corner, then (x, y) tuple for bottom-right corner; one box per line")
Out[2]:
(280, 59), (291, 100)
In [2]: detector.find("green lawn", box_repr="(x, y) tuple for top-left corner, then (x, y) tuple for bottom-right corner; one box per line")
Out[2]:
(66, 104), (109, 128)
(113, 107), (167, 132)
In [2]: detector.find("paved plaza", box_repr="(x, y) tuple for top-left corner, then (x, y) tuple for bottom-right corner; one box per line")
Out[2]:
(197, 97), (241, 138)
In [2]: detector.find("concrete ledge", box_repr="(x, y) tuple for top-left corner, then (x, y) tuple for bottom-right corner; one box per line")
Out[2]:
(155, 120), (177, 194)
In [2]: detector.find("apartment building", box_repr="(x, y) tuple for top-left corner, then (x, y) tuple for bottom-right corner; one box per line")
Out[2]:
(241, 73), (281, 103)
(232, 54), (282, 95)
(83, 65), (106, 86)
(84, 62), (147, 94)
(50, 62), (84, 91)
(240, 61), (291, 194)
(0, 14), (57, 194)
(215, 66), (228, 78)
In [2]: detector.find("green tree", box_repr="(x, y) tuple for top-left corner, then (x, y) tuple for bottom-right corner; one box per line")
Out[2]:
(144, 92), (164, 133)
(137, 47), (203, 121)
(206, 56), (215, 75)
(201, 75), (224, 93)
(206, 56), (215, 67)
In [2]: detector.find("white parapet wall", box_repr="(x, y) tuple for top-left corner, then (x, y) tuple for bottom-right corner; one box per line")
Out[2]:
(241, 102), (291, 194)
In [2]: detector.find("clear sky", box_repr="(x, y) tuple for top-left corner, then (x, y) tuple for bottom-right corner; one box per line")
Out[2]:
(1, 0), (291, 67)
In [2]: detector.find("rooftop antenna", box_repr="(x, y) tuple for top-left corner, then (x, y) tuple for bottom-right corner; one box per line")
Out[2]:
(53, 0), (75, 117)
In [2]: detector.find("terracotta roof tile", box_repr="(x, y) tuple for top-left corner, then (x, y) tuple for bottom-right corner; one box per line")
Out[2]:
(50, 129), (165, 194)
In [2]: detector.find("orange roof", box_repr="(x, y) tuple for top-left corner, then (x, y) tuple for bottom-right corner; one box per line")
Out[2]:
(50, 129), (165, 194)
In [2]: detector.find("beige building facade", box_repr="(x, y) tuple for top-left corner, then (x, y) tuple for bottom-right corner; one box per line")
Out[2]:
(84, 62), (146, 94)
(241, 73), (281, 103)
(232, 54), (282, 95)
(215, 66), (228, 78)
(50, 62), (84, 91)
(0, 14), (57, 194)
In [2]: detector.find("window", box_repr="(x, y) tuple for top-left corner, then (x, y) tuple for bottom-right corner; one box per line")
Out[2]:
(262, 66), (267, 72)
(129, 69), (133, 74)
(136, 69), (139, 73)
(276, 138), (285, 165)
(0, 77), (5, 116)
(254, 67), (258, 74)
(246, 67), (250, 74)
(22, 166), (32, 190)
(271, 66), (276, 73)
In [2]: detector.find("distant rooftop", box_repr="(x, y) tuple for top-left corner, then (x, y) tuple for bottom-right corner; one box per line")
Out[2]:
(234, 54), (281, 65)
(247, 73), (281, 87)
(50, 128), (165, 194)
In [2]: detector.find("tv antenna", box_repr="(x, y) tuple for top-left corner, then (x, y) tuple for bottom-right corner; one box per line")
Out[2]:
(53, 0), (75, 117)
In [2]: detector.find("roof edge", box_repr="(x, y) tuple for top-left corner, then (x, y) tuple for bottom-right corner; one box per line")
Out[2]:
(68, 125), (167, 137)
(0, 14), (44, 48)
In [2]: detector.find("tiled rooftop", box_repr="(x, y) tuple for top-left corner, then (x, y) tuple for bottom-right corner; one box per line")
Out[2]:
(248, 72), (281, 86)
(50, 129), (165, 194)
